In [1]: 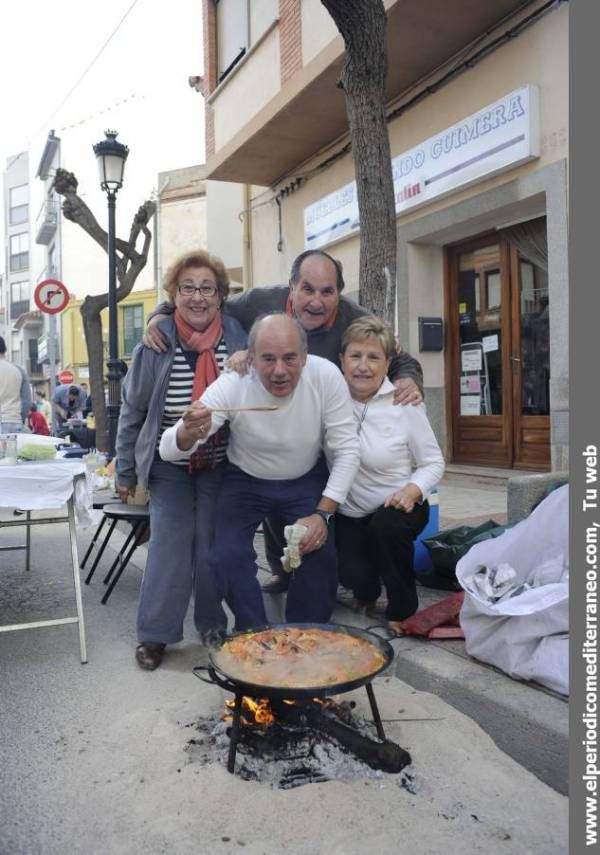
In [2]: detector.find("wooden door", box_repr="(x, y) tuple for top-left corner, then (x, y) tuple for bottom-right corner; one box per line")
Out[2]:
(447, 236), (513, 466)
(446, 233), (550, 470)
(510, 247), (551, 470)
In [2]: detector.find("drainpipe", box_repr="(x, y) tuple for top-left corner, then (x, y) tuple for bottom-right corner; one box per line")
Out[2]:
(243, 183), (253, 290)
(154, 178), (170, 301)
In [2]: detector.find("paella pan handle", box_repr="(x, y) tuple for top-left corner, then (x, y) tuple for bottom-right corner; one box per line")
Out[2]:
(192, 664), (238, 693)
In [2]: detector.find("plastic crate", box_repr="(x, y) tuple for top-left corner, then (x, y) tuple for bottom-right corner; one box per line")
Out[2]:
(414, 488), (439, 573)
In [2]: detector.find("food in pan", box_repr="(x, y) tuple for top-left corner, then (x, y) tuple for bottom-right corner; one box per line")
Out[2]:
(212, 626), (387, 688)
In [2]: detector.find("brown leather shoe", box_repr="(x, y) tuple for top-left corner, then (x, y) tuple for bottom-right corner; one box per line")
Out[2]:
(261, 575), (290, 594)
(135, 642), (166, 671)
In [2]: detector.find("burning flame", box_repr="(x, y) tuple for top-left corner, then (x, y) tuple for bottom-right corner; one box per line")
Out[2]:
(221, 695), (343, 726)
(223, 697), (276, 726)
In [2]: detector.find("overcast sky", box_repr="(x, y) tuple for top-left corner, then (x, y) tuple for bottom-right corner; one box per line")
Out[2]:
(1, 0), (205, 242)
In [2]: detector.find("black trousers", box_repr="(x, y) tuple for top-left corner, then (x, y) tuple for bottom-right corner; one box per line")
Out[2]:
(335, 502), (430, 622)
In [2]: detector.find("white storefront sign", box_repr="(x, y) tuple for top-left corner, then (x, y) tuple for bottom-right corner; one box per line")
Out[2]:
(304, 85), (539, 250)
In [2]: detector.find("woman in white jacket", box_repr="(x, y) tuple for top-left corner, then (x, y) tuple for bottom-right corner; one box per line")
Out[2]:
(336, 316), (445, 633)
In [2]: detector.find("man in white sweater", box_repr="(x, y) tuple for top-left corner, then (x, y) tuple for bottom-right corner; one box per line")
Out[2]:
(160, 314), (359, 630)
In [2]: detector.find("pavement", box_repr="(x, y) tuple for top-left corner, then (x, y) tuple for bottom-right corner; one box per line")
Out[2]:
(0, 473), (568, 853)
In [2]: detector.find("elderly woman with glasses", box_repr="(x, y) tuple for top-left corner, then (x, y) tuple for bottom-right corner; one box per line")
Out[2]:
(336, 316), (445, 634)
(116, 250), (247, 671)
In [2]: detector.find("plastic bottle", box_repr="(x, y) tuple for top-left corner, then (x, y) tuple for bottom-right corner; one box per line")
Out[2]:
(5, 434), (17, 465)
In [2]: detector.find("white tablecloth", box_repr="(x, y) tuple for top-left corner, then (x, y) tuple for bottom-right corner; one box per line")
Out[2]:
(0, 459), (93, 523)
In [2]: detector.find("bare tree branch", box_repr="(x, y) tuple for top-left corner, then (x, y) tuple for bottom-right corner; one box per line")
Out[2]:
(52, 168), (156, 450)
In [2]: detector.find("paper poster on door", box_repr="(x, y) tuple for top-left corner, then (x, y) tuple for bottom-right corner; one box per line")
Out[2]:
(482, 334), (499, 353)
(460, 395), (481, 416)
(461, 349), (482, 372)
(461, 375), (481, 393)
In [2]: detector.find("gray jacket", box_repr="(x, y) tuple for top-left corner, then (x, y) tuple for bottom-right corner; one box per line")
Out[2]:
(116, 313), (248, 489)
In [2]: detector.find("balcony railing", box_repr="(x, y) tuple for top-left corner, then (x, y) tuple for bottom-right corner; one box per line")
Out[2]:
(35, 198), (58, 245)
(27, 359), (45, 378)
(10, 300), (30, 319)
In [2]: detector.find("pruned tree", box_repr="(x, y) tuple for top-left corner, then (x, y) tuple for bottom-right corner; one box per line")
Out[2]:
(321, 0), (396, 323)
(52, 168), (156, 450)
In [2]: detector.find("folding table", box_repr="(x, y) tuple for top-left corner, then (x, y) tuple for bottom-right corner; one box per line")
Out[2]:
(0, 458), (90, 663)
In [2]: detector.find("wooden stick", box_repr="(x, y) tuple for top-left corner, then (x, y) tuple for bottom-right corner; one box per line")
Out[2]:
(173, 405), (278, 416)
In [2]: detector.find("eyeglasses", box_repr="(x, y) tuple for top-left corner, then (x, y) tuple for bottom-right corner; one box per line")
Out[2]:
(178, 282), (218, 298)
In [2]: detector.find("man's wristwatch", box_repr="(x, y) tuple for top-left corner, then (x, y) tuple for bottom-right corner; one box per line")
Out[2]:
(314, 509), (334, 526)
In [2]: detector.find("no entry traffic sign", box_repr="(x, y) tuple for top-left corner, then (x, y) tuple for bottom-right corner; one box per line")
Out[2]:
(34, 279), (70, 314)
(58, 370), (75, 385)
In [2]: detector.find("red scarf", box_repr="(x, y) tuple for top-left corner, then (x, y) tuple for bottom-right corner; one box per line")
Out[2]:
(174, 310), (225, 473)
(285, 292), (338, 328)
(174, 310), (222, 400)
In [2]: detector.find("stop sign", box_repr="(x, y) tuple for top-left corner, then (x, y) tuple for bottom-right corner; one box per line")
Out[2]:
(58, 369), (74, 385)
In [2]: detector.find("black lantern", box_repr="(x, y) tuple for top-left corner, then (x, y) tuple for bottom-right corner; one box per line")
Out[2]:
(93, 130), (129, 192)
(93, 130), (129, 458)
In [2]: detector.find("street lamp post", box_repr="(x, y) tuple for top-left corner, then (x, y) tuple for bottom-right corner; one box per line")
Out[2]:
(93, 130), (129, 458)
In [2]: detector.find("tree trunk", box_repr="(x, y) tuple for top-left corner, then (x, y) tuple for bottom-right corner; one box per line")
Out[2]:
(321, 0), (397, 323)
(81, 295), (109, 449)
(52, 168), (155, 451)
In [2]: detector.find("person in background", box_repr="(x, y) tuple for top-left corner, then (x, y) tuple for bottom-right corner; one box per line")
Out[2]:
(52, 384), (87, 428)
(27, 404), (50, 436)
(0, 335), (32, 434)
(145, 249), (425, 595)
(335, 316), (445, 634)
(116, 249), (247, 672)
(36, 390), (53, 429)
(80, 382), (93, 418)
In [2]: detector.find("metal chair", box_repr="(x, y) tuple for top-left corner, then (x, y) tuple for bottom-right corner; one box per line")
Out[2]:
(83, 501), (150, 603)
(80, 493), (122, 574)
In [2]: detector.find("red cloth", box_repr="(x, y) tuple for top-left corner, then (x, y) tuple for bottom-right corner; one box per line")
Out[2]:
(28, 411), (50, 435)
(397, 592), (465, 637)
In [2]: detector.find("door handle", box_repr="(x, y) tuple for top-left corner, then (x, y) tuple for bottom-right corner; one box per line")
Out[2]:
(511, 355), (521, 362)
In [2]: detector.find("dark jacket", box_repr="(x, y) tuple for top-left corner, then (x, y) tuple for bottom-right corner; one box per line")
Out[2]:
(116, 313), (247, 490)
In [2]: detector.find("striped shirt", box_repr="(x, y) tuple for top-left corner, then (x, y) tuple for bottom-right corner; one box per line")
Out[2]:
(158, 336), (229, 466)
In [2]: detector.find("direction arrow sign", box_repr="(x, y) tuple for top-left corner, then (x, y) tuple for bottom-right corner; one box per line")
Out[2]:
(34, 279), (70, 315)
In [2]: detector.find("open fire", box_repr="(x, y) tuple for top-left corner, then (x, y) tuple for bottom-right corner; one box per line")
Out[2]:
(188, 692), (414, 789)
(223, 696), (342, 727)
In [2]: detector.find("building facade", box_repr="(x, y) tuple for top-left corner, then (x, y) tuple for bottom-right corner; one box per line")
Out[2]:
(2, 150), (44, 386)
(61, 287), (158, 384)
(200, 0), (568, 471)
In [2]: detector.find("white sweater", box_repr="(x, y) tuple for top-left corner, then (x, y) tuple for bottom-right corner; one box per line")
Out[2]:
(0, 359), (24, 424)
(338, 377), (445, 518)
(159, 355), (360, 505)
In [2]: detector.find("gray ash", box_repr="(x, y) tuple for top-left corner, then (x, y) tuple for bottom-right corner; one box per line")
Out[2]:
(185, 699), (415, 790)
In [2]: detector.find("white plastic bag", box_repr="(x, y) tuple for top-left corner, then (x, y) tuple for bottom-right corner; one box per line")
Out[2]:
(456, 484), (568, 695)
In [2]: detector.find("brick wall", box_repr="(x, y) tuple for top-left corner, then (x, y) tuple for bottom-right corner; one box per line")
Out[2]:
(203, 0), (218, 157)
(278, 0), (302, 85)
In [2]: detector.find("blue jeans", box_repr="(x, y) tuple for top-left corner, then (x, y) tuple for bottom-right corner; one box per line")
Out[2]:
(209, 461), (337, 630)
(136, 458), (226, 644)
